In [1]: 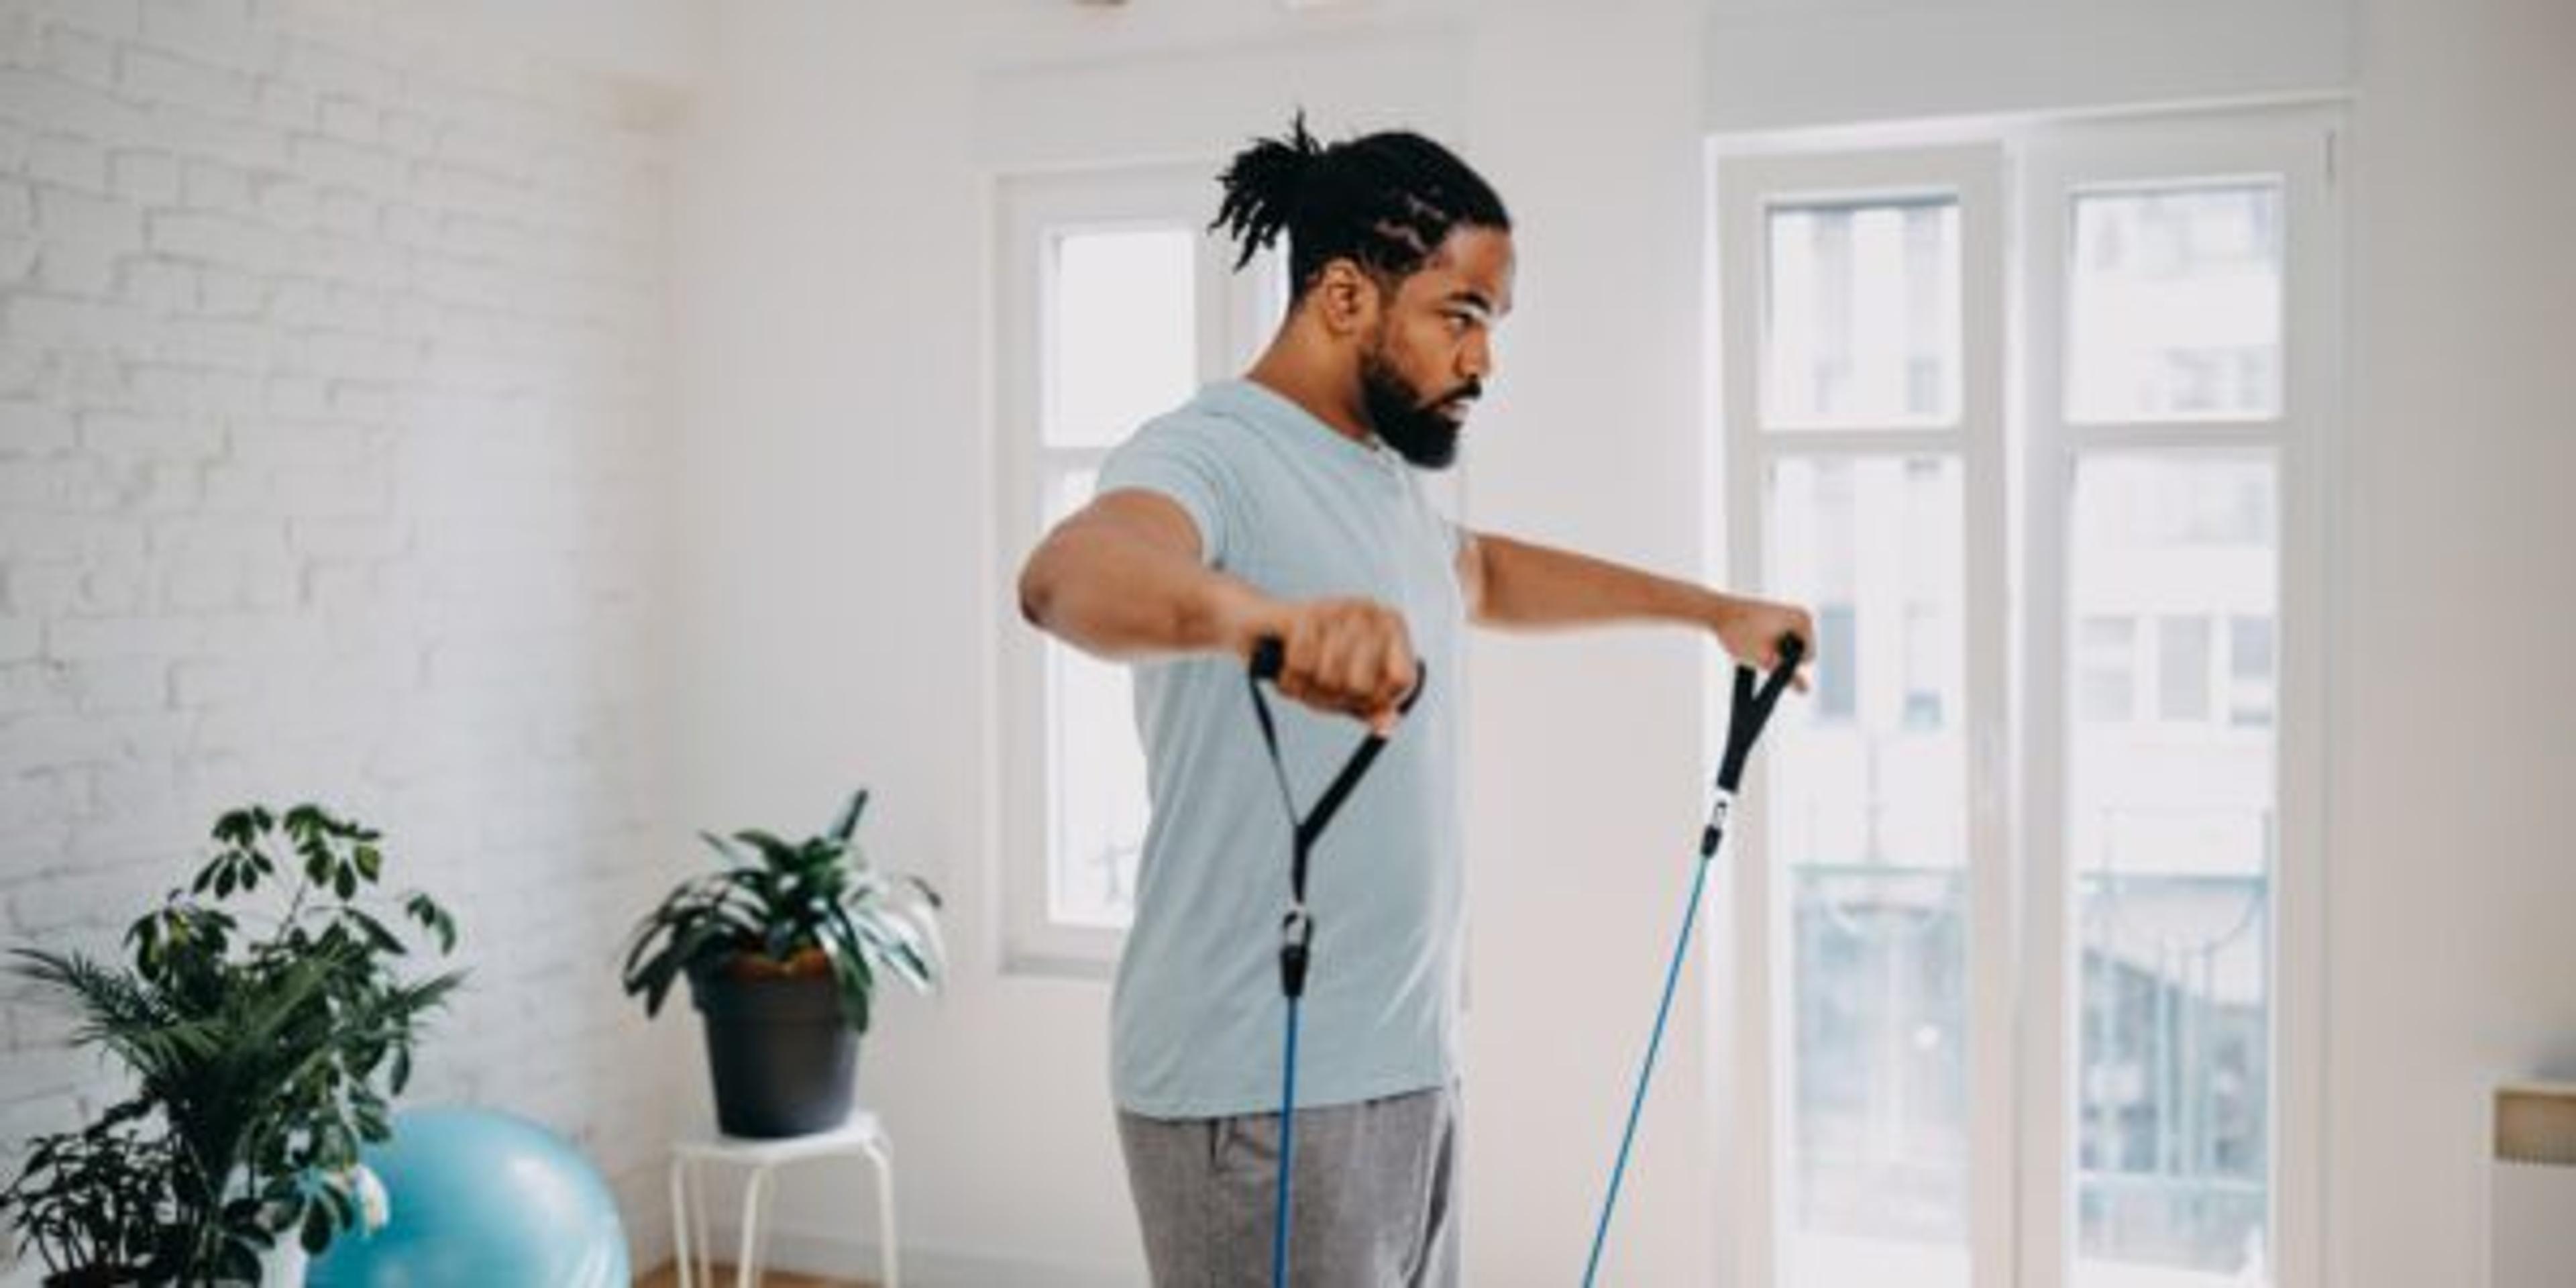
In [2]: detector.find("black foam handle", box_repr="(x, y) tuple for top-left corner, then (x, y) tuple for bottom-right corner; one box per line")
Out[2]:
(1250, 635), (1286, 684)
(1762, 633), (1806, 706)
(1717, 632), (1809, 793)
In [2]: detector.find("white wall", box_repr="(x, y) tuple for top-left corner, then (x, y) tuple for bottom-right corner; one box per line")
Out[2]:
(0, 0), (688, 1277)
(450, 0), (706, 90)
(2332, 0), (2576, 1284)
(669, 0), (2576, 1283)
(1701, 0), (2350, 130)
(1451, 5), (1726, 1282)
(669, 5), (1087, 1283)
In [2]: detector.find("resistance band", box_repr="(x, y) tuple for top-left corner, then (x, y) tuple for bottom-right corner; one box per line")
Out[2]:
(1244, 636), (1426, 1288)
(1582, 633), (1804, 1287)
(1243, 631), (1799, 1287)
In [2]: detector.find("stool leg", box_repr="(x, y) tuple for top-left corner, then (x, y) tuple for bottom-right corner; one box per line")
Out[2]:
(736, 1165), (771, 1288)
(692, 1159), (715, 1288)
(864, 1136), (899, 1288)
(751, 1163), (777, 1287)
(667, 1155), (694, 1288)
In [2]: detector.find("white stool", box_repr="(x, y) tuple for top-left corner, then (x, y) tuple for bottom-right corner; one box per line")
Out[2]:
(667, 1112), (900, 1288)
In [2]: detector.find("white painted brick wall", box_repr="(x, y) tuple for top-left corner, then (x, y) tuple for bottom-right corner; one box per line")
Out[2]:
(0, 0), (686, 1277)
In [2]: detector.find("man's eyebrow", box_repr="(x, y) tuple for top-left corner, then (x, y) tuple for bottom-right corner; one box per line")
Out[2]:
(1444, 290), (1497, 317)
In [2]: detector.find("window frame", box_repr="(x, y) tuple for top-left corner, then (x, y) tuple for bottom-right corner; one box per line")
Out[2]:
(1713, 141), (2016, 1288)
(993, 164), (1281, 977)
(1709, 103), (2340, 1288)
(2019, 109), (2337, 1288)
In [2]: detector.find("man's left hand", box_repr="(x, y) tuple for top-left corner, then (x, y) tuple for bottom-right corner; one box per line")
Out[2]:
(1714, 596), (1815, 694)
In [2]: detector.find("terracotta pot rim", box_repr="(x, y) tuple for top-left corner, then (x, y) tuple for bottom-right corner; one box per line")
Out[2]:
(705, 945), (832, 981)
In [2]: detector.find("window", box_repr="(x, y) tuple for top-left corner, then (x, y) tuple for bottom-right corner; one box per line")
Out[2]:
(1722, 145), (2003, 1288)
(1041, 230), (1193, 931)
(2068, 460), (2277, 1281)
(2066, 184), (2284, 423)
(2037, 117), (2327, 1285)
(996, 166), (1283, 972)
(2078, 616), (2140, 724)
(1764, 198), (1962, 429)
(2227, 616), (2277, 729)
(2156, 615), (2214, 723)
(1716, 105), (2335, 1288)
(1766, 455), (1977, 1284)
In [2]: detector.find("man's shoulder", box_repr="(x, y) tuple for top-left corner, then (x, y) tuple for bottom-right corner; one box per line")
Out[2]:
(1114, 392), (1261, 464)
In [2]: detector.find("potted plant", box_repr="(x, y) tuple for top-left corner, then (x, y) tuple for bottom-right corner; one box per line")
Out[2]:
(621, 789), (944, 1138)
(0, 804), (458, 1285)
(0, 1106), (174, 1286)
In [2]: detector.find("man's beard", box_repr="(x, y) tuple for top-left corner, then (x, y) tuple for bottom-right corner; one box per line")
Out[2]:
(1359, 343), (1477, 471)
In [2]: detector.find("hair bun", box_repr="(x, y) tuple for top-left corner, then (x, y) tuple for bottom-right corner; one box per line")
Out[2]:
(1212, 112), (1326, 270)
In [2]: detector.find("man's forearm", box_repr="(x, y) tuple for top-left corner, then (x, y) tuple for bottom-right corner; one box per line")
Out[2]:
(1468, 532), (1739, 631)
(1018, 521), (1266, 661)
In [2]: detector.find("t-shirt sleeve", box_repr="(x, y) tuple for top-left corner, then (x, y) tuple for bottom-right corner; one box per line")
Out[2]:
(1097, 416), (1240, 568)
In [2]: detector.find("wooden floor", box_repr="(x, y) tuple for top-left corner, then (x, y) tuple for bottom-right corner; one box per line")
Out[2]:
(635, 1263), (875, 1288)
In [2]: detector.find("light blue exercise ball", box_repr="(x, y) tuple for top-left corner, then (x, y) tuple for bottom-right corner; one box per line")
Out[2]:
(307, 1106), (629, 1288)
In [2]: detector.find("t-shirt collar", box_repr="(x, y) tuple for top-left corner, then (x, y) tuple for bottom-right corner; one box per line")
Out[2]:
(1202, 378), (1407, 478)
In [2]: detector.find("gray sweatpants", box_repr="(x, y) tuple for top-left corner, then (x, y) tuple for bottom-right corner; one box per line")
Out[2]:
(1117, 1084), (1461, 1287)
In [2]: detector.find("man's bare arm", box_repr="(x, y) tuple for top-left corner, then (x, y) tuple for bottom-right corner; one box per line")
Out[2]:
(1456, 530), (1813, 678)
(1018, 490), (1417, 726)
(1017, 490), (1264, 661)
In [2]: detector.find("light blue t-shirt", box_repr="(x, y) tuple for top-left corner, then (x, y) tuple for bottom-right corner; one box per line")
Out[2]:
(1098, 378), (1466, 1120)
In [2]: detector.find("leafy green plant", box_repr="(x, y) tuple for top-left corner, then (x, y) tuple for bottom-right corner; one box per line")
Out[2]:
(0, 1104), (174, 1286)
(2, 804), (460, 1284)
(621, 789), (944, 1032)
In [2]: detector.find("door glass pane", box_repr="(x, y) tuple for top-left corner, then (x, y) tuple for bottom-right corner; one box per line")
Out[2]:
(1047, 227), (1197, 447)
(2226, 616), (2276, 729)
(2070, 455), (2278, 1287)
(2078, 616), (2139, 723)
(2157, 616), (2212, 723)
(1043, 468), (1147, 926)
(1766, 455), (1971, 1288)
(2067, 184), (2284, 423)
(1764, 199), (1961, 429)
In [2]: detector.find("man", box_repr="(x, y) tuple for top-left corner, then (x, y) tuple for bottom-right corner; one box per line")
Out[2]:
(1016, 116), (1813, 1286)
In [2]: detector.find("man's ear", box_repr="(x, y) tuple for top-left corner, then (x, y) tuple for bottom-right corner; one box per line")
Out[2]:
(1312, 258), (1385, 339)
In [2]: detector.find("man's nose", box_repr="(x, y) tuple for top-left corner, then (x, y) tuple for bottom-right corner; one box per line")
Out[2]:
(1460, 333), (1493, 382)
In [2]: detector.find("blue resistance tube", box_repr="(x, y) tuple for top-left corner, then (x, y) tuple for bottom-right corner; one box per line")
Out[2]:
(1244, 637), (1426, 1288)
(1582, 635), (1803, 1287)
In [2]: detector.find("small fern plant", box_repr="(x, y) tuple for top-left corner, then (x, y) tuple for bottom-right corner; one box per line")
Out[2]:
(621, 789), (944, 1032)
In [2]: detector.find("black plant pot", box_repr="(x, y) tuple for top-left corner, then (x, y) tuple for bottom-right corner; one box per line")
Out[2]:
(42, 1267), (142, 1287)
(688, 962), (858, 1138)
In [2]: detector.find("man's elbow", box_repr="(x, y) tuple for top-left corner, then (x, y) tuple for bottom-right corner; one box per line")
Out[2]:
(1016, 548), (1057, 630)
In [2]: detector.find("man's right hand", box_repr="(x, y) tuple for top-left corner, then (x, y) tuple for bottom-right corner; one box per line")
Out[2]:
(1234, 596), (1420, 735)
